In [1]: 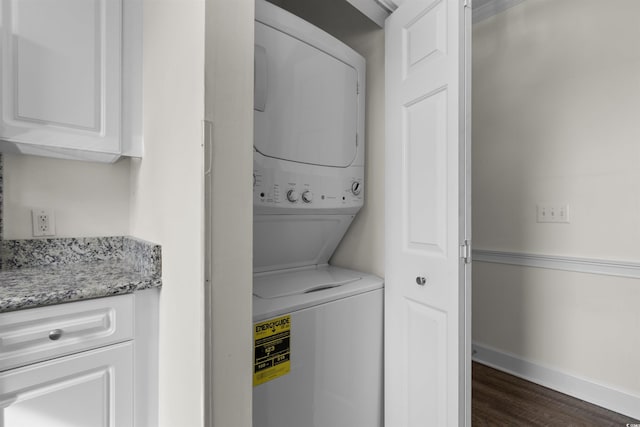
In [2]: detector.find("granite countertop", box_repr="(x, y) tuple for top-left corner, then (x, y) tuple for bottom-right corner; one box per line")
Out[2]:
(0, 236), (162, 313)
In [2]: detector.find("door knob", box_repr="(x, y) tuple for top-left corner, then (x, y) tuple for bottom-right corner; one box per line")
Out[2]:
(416, 276), (426, 286)
(48, 329), (63, 341)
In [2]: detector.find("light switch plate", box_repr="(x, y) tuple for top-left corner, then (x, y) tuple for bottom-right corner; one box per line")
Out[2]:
(537, 204), (569, 223)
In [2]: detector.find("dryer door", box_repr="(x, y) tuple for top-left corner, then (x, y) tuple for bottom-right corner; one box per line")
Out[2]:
(254, 22), (359, 168)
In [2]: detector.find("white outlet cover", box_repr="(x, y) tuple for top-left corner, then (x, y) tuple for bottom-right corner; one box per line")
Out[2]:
(31, 208), (56, 237)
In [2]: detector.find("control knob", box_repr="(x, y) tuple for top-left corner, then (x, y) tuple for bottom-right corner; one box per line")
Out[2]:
(301, 190), (313, 203)
(286, 189), (299, 203)
(351, 181), (362, 196)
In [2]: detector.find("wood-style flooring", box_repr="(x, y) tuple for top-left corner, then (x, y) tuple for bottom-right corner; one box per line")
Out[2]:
(472, 362), (639, 426)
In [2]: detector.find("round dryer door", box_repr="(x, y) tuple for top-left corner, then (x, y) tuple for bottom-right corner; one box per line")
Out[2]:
(254, 21), (359, 168)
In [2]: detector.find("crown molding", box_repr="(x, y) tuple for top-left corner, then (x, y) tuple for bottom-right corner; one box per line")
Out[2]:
(473, 0), (526, 23)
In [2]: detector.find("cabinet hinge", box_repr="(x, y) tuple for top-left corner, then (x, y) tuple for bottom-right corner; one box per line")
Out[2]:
(460, 240), (471, 264)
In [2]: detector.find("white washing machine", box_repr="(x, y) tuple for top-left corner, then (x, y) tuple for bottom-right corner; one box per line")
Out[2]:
(253, 267), (383, 427)
(253, 1), (383, 426)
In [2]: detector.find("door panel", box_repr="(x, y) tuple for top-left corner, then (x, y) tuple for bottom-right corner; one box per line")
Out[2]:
(406, 300), (447, 426)
(0, 0), (122, 153)
(0, 342), (133, 427)
(405, 0), (447, 70)
(405, 87), (447, 254)
(385, 0), (470, 425)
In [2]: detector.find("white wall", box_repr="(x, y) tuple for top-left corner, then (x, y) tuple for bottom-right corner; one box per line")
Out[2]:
(330, 25), (385, 279)
(204, 0), (254, 426)
(269, 0), (386, 278)
(474, 263), (640, 392)
(129, 0), (205, 425)
(3, 154), (130, 239)
(473, 0), (640, 259)
(473, 0), (640, 404)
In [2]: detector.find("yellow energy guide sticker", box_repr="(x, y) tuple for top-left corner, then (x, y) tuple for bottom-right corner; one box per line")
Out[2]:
(253, 315), (291, 386)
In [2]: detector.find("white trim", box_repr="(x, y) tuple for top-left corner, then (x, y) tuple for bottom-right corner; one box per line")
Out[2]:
(376, 0), (400, 12)
(345, 0), (390, 27)
(472, 0), (526, 23)
(472, 342), (640, 420)
(473, 249), (640, 279)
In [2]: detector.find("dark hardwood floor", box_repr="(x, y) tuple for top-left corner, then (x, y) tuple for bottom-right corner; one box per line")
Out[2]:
(473, 362), (640, 426)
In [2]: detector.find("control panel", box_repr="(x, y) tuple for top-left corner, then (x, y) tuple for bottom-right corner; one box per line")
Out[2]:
(253, 154), (364, 214)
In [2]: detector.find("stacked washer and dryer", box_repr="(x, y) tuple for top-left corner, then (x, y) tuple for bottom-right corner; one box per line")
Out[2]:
(252, 1), (383, 426)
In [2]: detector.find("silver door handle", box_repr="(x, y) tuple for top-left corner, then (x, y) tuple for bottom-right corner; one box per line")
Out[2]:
(48, 329), (63, 341)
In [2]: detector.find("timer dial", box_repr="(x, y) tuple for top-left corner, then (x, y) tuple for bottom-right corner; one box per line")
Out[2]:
(286, 189), (299, 203)
(351, 181), (362, 196)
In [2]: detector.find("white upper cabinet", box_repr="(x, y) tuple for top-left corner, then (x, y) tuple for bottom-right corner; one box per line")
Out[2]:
(0, 0), (142, 162)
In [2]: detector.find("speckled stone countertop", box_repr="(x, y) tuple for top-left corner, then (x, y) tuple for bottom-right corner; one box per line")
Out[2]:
(0, 236), (162, 313)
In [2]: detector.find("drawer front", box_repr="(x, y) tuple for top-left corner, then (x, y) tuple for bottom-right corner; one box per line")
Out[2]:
(0, 295), (134, 371)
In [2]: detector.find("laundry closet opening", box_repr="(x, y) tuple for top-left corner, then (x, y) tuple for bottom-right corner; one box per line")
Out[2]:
(251, 1), (387, 426)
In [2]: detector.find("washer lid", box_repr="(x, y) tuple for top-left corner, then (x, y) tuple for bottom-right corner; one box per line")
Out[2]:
(253, 266), (384, 321)
(253, 267), (362, 299)
(254, 21), (359, 168)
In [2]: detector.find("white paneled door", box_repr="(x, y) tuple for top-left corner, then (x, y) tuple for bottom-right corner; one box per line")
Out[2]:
(385, 0), (471, 425)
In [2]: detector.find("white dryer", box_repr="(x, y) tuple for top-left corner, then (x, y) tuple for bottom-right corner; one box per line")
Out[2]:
(253, 1), (383, 427)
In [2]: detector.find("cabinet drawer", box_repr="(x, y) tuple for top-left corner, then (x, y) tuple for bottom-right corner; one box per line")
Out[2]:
(0, 295), (134, 372)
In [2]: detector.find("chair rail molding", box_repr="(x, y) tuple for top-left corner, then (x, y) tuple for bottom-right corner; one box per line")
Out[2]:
(473, 249), (640, 279)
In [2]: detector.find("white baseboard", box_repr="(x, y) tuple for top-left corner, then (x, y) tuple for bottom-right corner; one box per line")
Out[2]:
(472, 342), (640, 420)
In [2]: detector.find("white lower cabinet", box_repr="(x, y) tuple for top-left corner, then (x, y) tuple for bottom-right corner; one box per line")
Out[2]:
(0, 290), (158, 427)
(0, 342), (133, 427)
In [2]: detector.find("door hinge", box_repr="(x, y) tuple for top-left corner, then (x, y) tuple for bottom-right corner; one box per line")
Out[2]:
(203, 120), (214, 176)
(464, 0), (472, 8)
(460, 240), (471, 264)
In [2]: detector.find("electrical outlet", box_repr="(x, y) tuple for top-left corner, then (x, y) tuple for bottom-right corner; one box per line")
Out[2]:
(32, 209), (56, 237)
(537, 204), (570, 223)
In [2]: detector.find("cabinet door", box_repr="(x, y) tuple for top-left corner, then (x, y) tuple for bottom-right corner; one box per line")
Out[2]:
(0, 0), (122, 159)
(0, 342), (133, 427)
